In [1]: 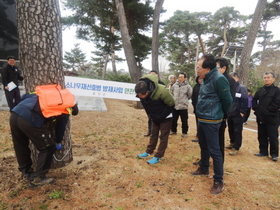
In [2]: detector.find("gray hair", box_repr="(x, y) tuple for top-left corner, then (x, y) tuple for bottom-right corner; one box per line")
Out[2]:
(263, 72), (275, 78)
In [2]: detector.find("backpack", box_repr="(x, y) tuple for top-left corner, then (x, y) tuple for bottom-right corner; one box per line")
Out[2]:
(35, 84), (75, 118)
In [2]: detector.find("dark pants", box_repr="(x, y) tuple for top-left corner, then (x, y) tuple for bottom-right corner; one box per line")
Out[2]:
(171, 109), (188, 134)
(194, 113), (199, 137)
(146, 119), (172, 158)
(228, 115), (244, 150)
(4, 87), (21, 111)
(147, 115), (152, 133)
(218, 119), (226, 162)
(198, 122), (223, 183)
(10, 112), (56, 179)
(257, 123), (279, 157)
(244, 107), (251, 123)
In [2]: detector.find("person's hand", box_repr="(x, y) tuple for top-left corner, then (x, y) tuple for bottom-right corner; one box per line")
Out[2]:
(240, 113), (244, 117)
(56, 143), (63, 150)
(4, 86), (9, 90)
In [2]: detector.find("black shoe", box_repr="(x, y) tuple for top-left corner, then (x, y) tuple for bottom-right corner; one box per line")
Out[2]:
(254, 153), (268, 157)
(22, 168), (34, 179)
(144, 132), (151, 137)
(191, 139), (199, 142)
(193, 160), (201, 165)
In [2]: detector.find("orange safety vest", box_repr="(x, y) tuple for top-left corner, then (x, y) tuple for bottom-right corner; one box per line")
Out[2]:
(35, 84), (75, 118)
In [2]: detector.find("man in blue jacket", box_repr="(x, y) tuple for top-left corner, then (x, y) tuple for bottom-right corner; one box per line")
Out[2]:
(10, 93), (78, 187)
(191, 54), (232, 195)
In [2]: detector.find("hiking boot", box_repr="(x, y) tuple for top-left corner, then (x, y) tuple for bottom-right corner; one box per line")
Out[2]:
(29, 177), (55, 188)
(190, 168), (209, 176)
(210, 181), (224, 195)
(181, 133), (187, 137)
(272, 156), (278, 161)
(229, 148), (239, 156)
(169, 132), (177, 135)
(147, 157), (161, 164)
(138, 152), (153, 159)
(225, 143), (234, 149)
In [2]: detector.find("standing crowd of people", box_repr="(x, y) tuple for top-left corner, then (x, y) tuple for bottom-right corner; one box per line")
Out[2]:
(136, 54), (280, 195)
(1, 54), (279, 194)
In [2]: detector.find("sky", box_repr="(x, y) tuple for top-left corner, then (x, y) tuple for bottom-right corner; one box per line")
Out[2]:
(60, 0), (280, 72)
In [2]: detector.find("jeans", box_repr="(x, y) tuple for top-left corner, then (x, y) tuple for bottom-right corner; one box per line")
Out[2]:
(198, 122), (223, 183)
(218, 119), (226, 162)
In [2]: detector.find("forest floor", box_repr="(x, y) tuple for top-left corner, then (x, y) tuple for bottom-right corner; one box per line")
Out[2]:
(0, 98), (280, 210)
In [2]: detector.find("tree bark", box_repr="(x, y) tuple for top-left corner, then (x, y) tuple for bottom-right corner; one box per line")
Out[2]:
(152, 0), (164, 73)
(110, 25), (117, 74)
(16, 0), (73, 168)
(221, 23), (228, 57)
(198, 35), (206, 54)
(102, 54), (109, 79)
(239, 0), (267, 86)
(115, 0), (141, 83)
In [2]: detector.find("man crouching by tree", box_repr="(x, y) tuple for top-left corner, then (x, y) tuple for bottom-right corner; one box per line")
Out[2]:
(9, 93), (78, 187)
(135, 74), (175, 164)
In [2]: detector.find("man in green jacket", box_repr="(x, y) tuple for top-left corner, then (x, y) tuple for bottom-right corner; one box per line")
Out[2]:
(135, 74), (175, 164)
(191, 54), (232, 195)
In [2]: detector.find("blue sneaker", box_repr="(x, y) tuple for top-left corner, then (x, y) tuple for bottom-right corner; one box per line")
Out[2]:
(138, 152), (153, 159)
(147, 157), (161, 164)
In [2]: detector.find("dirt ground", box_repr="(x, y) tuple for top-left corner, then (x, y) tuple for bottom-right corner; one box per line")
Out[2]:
(0, 98), (280, 210)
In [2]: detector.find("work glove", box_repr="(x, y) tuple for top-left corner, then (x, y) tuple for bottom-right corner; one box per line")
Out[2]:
(55, 143), (63, 150)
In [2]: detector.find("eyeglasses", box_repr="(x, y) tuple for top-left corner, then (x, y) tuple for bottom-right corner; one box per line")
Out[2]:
(196, 67), (203, 71)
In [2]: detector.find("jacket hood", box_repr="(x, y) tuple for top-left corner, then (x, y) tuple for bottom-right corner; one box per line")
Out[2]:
(140, 74), (160, 97)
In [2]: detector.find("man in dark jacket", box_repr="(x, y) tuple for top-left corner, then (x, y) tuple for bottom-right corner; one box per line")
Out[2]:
(215, 57), (235, 161)
(191, 76), (202, 141)
(135, 74), (175, 164)
(10, 93), (78, 187)
(1, 56), (24, 111)
(252, 72), (280, 161)
(191, 54), (232, 195)
(227, 72), (248, 156)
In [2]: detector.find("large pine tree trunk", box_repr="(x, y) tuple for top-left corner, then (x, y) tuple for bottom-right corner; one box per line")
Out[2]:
(16, 0), (73, 168)
(151, 0), (164, 73)
(115, 0), (141, 83)
(239, 0), (267, 86)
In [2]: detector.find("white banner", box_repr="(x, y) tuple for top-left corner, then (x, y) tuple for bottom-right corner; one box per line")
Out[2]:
(65, 76), (139, 101)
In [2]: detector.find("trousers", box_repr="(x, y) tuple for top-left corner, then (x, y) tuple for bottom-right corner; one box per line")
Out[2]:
(10, 112), (56, 179)
(146, 119), (172, 158)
